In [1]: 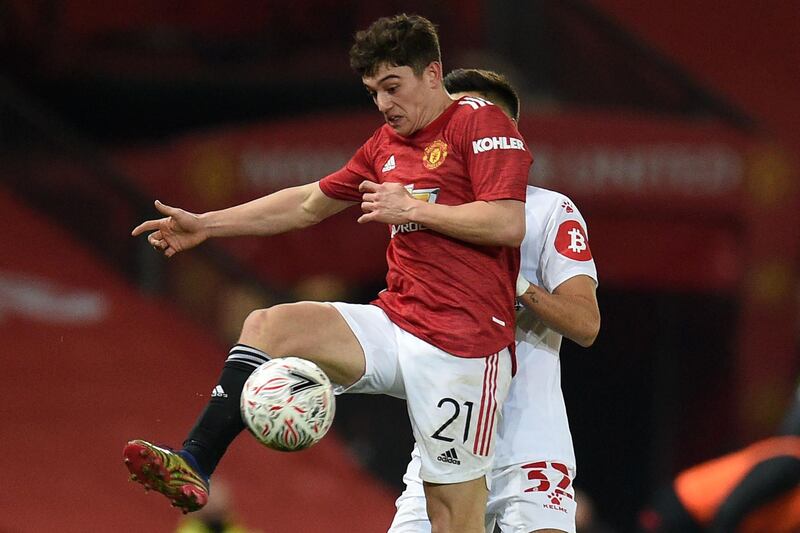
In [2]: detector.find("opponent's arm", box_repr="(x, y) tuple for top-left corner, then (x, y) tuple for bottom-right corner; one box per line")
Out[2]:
(357, 181), (524, 247)
(517, 274), (600, 347)
(132, 182), (354, 257)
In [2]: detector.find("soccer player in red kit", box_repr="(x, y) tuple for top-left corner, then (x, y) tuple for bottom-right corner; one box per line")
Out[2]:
(124, 14), (531, 533)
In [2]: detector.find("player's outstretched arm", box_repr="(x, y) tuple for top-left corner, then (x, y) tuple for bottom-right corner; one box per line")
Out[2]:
(131, 200), (209, 257)
(357, 180), (524, 247)
(517, 274), (600, 347)
(132, 182), (354, 257)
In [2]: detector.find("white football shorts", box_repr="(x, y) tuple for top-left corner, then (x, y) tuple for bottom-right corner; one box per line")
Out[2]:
(329, 302), (511, 484)
(389, 446), (577, 533)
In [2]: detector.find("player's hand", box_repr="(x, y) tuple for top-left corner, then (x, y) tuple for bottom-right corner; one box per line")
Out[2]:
(131, 200), (209, 258)
(357, 181), (417, 225)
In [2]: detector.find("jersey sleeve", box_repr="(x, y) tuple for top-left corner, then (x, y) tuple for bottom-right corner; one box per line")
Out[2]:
(540, 196), (598, 293)
(319, 132), (379, 202)
(456, 102), (532, 202)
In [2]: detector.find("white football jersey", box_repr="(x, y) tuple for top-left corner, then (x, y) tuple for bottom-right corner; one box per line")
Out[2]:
(493, 186), (598, 467)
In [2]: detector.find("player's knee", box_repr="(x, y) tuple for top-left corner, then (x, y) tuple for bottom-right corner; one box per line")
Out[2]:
(239, 305), (294, 353)
(240, 308), (270, 342)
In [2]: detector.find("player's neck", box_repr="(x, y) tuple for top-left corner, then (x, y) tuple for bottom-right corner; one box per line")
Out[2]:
(417, 90), (455, 132)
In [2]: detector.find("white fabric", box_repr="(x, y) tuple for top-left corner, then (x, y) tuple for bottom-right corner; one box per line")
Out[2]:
(328, 302), (405, 398)
(515, 273), (531, 297)
(495, 187), (597, 467)
(389, 448), (431, 533)
(390, 187), (598, 532)
(329, 301), (512, 484)
(488, 461), (577, 533)
(389, 447), (577, 533)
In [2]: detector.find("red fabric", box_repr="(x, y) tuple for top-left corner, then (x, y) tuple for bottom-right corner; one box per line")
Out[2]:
(0, 186), (396, 532)
(320, 99), (530, 357)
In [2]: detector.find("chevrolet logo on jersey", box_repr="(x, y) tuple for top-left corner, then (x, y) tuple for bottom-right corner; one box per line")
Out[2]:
(391, 185), (440, 238)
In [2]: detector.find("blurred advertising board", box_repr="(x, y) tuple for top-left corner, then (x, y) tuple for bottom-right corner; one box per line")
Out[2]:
(114, 109), (763, 291)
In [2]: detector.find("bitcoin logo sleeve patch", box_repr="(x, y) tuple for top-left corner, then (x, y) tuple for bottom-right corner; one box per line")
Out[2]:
(554, 221), (592, 261)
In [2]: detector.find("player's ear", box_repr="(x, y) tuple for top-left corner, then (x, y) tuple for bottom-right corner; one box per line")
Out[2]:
(424, 61), (443, 89)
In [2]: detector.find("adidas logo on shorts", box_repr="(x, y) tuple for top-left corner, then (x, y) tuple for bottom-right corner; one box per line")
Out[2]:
(436, 448), (461, 465)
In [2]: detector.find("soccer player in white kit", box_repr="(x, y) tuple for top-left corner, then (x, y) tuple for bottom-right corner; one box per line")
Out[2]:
(387, 69), (600, 533)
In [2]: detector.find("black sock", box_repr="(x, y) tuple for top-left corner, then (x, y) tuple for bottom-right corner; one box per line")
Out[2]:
(183, 344), (270, 477)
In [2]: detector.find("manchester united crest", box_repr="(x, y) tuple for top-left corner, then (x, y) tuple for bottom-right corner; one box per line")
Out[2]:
(423, 139), (448, 170)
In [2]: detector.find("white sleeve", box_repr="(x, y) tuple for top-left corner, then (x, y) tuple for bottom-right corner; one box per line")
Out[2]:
(540, 197), (598, 293)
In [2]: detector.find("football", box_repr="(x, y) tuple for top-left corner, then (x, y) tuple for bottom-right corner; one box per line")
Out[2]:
(240, 357), (336, 451)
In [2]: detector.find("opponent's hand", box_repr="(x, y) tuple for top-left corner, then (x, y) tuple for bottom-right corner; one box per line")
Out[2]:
(357, 181), (417, 225)
(131, 200), (209, 257)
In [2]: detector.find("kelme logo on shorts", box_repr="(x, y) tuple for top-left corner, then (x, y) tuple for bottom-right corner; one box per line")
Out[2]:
(472, 136), (525, 154)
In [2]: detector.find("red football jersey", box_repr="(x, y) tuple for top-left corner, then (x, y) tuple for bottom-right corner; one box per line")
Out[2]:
(319, 96), (532, 357)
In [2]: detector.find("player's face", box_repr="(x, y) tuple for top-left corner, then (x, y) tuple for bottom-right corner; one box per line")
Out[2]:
(363, 63), (438, 137)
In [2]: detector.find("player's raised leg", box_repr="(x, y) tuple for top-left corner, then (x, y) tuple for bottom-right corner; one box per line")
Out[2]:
(238, 301), (366, 387)
(124, 301), (365, 512)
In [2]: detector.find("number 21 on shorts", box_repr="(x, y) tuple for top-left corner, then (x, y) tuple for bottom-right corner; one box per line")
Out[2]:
(431, 397), (475, 443)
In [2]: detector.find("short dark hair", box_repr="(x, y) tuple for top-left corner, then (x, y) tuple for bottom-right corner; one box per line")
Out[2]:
(349, 14), (442, 78)
(444, 68), (520, 121)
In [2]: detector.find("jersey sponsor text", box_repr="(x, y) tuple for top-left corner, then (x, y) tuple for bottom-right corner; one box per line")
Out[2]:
(472, 136), (525, 154)
(390, 185), (440, 238)
(391, 221), (427, 238)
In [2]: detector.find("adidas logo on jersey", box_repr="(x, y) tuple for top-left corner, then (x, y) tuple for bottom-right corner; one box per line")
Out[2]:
(211, 385), (228, 398)
(382, 155), (396, 173)
(436, 448), (461, 465)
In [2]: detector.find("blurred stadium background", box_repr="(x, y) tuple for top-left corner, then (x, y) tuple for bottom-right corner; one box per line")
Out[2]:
(0, 1), (797, 532)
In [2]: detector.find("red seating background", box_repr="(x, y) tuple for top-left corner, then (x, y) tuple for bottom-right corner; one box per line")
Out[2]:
(0, 186), (396, 532)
